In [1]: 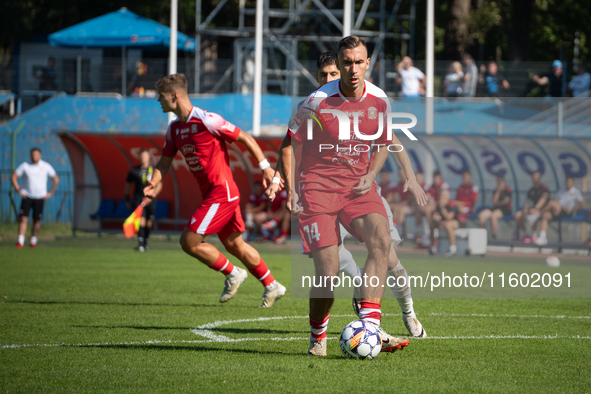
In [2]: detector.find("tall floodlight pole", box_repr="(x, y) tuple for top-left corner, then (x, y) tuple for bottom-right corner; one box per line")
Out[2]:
(195, 0), (202, 94)
(252, 0), (264, 136)
(343, 0), (352, 37)
(168, 0), (178, 124)
(425, 0), (434, 135)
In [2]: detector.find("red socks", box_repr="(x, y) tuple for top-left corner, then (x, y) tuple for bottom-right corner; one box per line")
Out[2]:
(209, 252), (235, 276)
(248, 259), (275, 287)
(359, 301), (382, 327)
(310, 315), (330, 341)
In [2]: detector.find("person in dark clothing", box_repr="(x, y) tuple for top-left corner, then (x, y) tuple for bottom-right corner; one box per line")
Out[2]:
(533, 60), (563, 97)
(36, 57), (58, 90)
(479, 62), (509, 97)
(125, 148), (161, 251)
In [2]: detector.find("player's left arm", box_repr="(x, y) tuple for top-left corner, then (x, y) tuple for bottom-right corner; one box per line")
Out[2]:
(390, 133), (428, 206)
(235, 131), (275, 189)
(45, 174), (60, 199)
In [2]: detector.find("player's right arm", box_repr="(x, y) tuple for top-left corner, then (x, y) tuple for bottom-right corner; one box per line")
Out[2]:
(144, 156), (173, 199)
(280, 133), (302, 215)
(11, 164), (26, 198)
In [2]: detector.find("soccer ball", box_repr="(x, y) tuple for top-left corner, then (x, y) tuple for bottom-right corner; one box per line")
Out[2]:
(339, 320), (382, 360)
(546, 255), (560, 267)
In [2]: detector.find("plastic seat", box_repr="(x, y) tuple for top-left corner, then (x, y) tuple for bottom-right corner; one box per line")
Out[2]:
(90, 199), (115, 219)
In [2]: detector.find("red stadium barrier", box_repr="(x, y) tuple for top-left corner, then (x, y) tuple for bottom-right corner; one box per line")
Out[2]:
(58, 132), (282, 232)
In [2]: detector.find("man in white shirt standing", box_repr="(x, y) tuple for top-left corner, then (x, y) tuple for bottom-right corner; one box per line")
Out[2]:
(10, 148), (60, 248)
(396, 56), (426, 97)
(535, 176), (585, 246)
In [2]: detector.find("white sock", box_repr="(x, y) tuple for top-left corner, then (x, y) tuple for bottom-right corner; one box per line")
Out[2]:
(540, 231), (547, 237)
(30, 236), (37, 245)
(387, 263), (415, 315)
(226, 266), (240, 279)
(245, 213), (254, 227)
(338, 246), (362, 279)
(18, 235), (25, 245)
(449, 244), (457, 254)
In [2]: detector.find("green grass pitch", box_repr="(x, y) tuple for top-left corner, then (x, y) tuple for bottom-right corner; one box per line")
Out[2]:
(1, 237), (590, 393)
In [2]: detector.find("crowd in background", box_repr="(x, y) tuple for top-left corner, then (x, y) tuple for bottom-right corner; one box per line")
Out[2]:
(378, 169), (587, 255)
(396, 55), (591, 98)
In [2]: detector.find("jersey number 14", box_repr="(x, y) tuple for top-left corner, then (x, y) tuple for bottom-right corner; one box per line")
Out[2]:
(303, 222), (321, 244)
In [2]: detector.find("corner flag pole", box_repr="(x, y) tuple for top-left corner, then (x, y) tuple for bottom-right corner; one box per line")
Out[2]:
(168, 0), (178, 125)
(252, 0), (264, 137)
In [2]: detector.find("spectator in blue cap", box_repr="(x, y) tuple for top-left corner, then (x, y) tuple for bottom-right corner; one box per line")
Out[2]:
(532, 60), (563, 97)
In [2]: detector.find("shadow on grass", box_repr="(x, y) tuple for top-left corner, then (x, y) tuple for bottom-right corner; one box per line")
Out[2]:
(78, 343), (304, 356)
(4, 300), (227, 308)
(73, 325), (304, 335)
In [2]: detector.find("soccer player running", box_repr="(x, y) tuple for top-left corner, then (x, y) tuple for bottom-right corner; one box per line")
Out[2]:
(145, 74), (285, 308)
(269, 37), (427, 356)
(125, 148), (162, 251)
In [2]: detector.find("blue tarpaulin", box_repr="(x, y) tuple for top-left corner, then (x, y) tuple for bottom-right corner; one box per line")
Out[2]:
(48, 8), (195, 51)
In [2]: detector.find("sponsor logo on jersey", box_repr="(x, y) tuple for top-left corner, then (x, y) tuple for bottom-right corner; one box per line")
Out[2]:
(181, 144), (195, 155)
(221, 122), (235, 133)
(180, 128), (190, 134)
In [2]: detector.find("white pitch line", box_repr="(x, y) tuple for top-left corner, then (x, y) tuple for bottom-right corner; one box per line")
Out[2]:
(4, 312), (590, 349)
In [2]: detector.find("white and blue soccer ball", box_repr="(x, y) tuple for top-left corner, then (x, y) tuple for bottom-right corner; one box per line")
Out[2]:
(339, 320), (382, 360)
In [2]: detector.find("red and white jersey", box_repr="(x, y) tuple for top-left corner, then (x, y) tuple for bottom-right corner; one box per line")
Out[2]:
(378, 180), (397, 199)
(289, 80), (392, 193)
(271, 189), (287, 212)
(456, 183), (479, 213)
(162, 107), (241, 203)
(392, 181), (412, 202)
(425, 180), (450, 202)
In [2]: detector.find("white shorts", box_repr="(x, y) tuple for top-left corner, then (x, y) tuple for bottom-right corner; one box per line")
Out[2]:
(339, 196), (401, 247)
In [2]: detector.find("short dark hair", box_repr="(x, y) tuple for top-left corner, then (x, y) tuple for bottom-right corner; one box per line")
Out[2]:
(462, 53), (472, 60)
(433, 170), (441, 177)
(156, 73), (188, 93)
(462, 170), (471, 176)
(30, 147), (41, 154)
(566, 175), (574, 181)
(338, 36), (368, 54)
(138, 148), (149, 155)
(497, 175), (505, 181)
(317, 51), (338, 71)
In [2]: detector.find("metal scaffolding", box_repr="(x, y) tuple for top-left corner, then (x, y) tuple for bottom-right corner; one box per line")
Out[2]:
(194, 0), (416, 96)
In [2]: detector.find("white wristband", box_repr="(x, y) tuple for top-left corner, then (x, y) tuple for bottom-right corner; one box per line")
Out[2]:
(259, 159), (270, 170)
(271, 177), (281, 184)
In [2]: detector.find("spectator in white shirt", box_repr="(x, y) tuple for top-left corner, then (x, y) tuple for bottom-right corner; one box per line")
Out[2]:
(461, 54), (478, 97)
(535, 176), (585, 245)
(396, 56), (426, 97)
(568, 65), (590, 97)
(444, 61), (464, 97)
(10, 148), (59, 248)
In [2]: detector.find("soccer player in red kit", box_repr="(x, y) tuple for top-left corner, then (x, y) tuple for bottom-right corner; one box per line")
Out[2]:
(455, 170), (479, 215)
(144, 74), (285, 307)
(270, 37), (427, 355)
